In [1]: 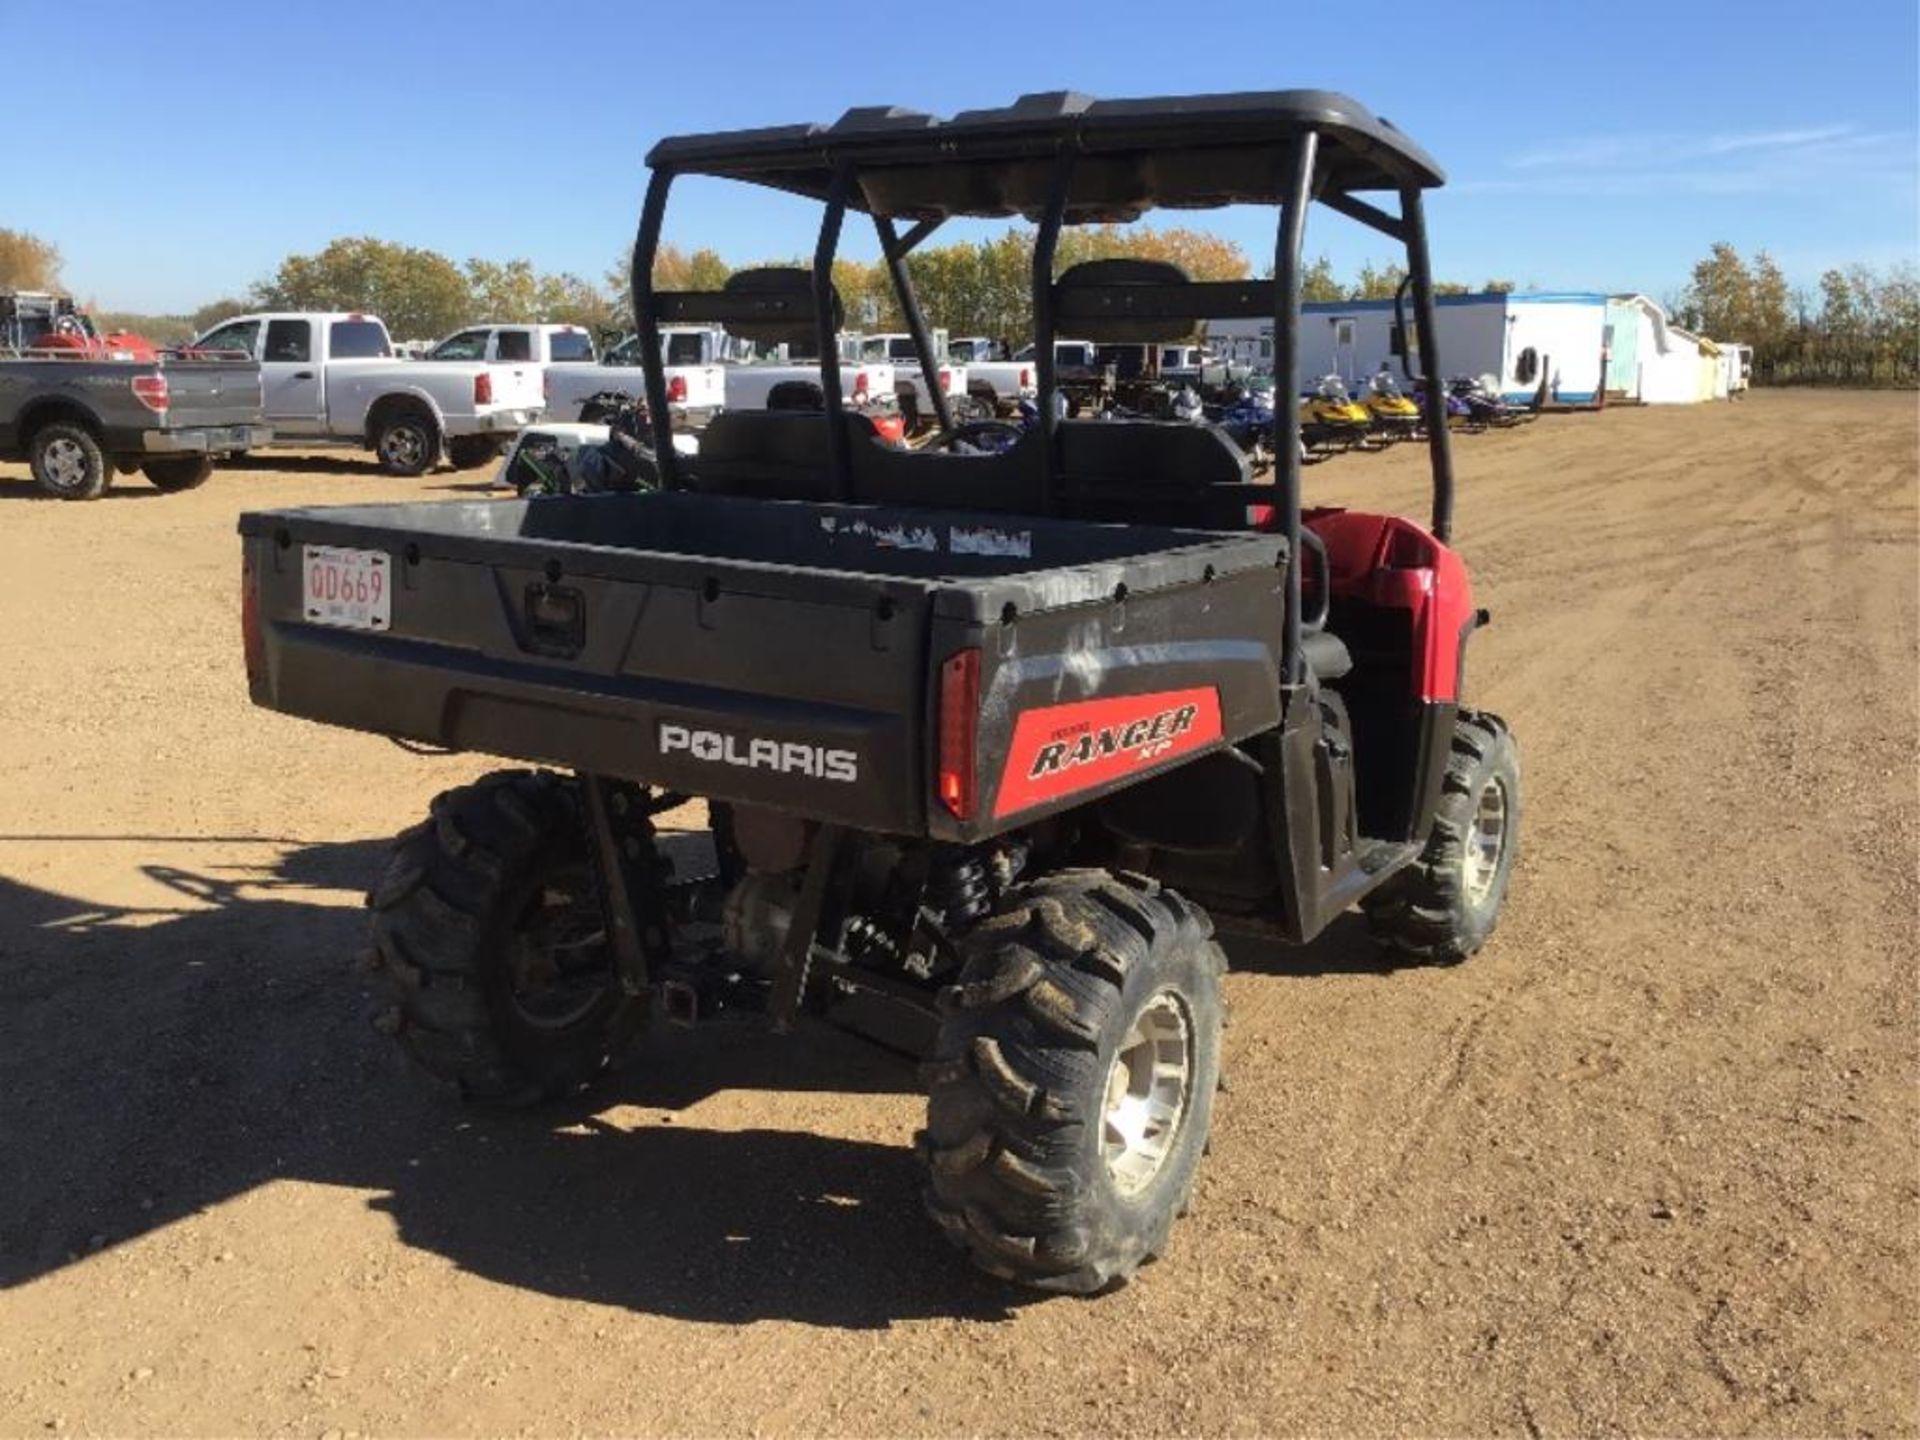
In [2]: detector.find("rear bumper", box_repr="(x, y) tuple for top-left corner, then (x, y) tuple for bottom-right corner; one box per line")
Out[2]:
(141, 423), (274, 454)
(472, 408), (541, 433)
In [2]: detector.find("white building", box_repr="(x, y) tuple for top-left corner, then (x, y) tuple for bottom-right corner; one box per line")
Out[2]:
(1209, 290), (1610, 403)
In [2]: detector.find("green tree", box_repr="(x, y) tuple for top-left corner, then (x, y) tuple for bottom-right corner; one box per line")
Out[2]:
(254, 236), (471, 341)
(1680, 242), (1753, 339)
(1348, 261), (1408, 300)
(189, 297), (250, 333)
(0, 228), (62, 290)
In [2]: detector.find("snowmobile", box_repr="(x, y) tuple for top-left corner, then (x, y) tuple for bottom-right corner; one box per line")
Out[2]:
(1299, 372), (1373, 452)
(1363, 365), (1422, 441)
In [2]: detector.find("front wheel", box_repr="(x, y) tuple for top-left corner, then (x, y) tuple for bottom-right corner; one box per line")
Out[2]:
(141, 456), (214, 492)
(921, 869), (1224, 1293)
(1362, 710), (1522, 962)
(367, 770), (647, 1102)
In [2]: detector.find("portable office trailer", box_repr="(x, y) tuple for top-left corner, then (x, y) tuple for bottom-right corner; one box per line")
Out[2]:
(1209, 290), (1608, 402)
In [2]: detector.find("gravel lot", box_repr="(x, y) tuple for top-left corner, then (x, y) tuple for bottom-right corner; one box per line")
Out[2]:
(1, 390), (1914, 1436)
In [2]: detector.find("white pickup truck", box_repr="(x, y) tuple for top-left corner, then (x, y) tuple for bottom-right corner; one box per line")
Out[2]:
(848, 333), (976, 422)
(429, 323), (597, 367)
(946, 336), (1038, 415)
(190, 311), (543, 474)
(722, 355), (896, 413)
(541, 326), (729, 425)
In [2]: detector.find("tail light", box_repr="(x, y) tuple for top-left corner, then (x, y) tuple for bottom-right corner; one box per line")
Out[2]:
(937, 648), (981, 822)
(130, 374), (169, 414)
(852, 369), (870, 401)
(474, 372), (494, 405)
(937, 367), (951, 393)
(240, 553), (265, 694)
(542, 371), (552, 400)
(667, 374), (688, 404)
(1019, 367), (1032, 389)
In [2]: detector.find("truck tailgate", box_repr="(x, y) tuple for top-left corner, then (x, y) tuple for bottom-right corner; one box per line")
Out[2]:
(484, 361), (543, 412)
(155, 358), (263, 431)
(240, 492), (1286, 839)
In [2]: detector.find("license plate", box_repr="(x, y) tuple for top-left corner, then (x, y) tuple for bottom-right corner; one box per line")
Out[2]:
(302, 545), (391, 631)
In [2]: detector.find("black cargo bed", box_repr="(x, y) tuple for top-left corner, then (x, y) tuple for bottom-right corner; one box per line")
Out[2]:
(240, 492), (1289, 839)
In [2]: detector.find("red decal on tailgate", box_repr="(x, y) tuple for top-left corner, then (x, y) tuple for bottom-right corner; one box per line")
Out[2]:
(993, 687), (1223, 819)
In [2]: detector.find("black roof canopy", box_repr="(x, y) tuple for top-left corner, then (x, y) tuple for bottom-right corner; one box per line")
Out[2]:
(645, 90), (1445, 223)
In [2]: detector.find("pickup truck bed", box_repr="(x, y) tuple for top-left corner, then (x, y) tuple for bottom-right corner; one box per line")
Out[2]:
(239, 492), (1288, 841)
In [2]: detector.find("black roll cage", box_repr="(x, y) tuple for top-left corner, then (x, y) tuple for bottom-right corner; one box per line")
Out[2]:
(629, 93), (1458, 691)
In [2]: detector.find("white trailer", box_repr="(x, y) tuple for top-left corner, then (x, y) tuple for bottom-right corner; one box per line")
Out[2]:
(1210, 291), (1610, 403)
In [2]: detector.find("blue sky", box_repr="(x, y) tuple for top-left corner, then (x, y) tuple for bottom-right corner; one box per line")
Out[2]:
(7, 0), (1915, 314)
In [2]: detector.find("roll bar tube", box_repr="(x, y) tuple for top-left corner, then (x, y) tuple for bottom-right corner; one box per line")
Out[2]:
(630, 167), (680, 488)
(1271, 130), (1318, 688)
(876, 213), (954, 436)
(1400, 185), (1456, 542)
(813, 161), (855, 502)
(1030, 150), (1077, 516)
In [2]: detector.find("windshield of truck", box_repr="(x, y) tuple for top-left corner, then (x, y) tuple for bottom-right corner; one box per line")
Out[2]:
(430, 330), (488, 361)
(604, 336), (642, 366)
(330, 319), (391, 358)
(196, 319), (261, 356)
(548, 330), (593, 362)
(1094, 345), (1148, 379)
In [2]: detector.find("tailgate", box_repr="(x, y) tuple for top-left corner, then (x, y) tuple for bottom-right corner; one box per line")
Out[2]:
(157, 358), (263, 430)
(241, 498), (936, 834)
(484, 361), (543, 412)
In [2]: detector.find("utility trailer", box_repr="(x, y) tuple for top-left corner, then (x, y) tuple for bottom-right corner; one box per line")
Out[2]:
(240, 89), (1522, 1295)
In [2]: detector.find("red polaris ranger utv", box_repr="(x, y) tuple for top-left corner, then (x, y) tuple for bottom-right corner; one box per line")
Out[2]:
(238, 91), (1521, 1294)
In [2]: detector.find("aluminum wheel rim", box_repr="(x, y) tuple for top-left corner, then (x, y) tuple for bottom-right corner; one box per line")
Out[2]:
(381, 425), (426, 469)
(1102, 990), (1193, 1196)
(1464, 777), (1509, 908)
(507, 873), (612, 1030)
(41, 437), (89, 492)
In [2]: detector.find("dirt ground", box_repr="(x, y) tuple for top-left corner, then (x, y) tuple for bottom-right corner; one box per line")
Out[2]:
(0, 390), (1914, 1438)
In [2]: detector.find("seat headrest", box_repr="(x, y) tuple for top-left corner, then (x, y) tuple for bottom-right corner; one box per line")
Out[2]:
(721, 267), (844, 345)
(1055, 258), (1195, 342)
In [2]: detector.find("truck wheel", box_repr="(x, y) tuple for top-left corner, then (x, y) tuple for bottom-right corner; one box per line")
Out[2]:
(367, 770), (646, 1103)
(29, 421), (109, 500)
(921, 869), (1224, 1293)
(446, 435), (501, 470)
(1361, 710), (1521, 962)
(141, 456), (214, 492)
(374, 408), (439, 476)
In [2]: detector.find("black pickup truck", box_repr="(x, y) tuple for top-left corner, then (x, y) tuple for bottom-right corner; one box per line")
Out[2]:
(0, 351), (269, 498)
(239, 89), (1522, 1296)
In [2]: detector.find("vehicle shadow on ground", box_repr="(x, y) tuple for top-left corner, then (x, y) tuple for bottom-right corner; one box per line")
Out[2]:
(0, 839), (1025, 1328)
(1219, 911), (1410, 977)
(0, 475), (167, 502)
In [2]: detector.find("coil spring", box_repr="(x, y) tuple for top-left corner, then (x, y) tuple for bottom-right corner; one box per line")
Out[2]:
(927, 850), (994, 930)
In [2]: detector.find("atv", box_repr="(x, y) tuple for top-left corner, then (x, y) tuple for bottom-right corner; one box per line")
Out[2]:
(238, 89), (1521, 1295)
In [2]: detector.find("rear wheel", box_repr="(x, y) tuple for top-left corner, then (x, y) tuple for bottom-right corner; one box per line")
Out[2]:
(1362, 710), (1521, 962)
(141, 456), (214, 492)
(29, 421), (108, 500)
(367, 770), (646, 1103)
(446, 434), (501, 470)
(373, 407), (439, 476)
(921, 869), (1224, 1293)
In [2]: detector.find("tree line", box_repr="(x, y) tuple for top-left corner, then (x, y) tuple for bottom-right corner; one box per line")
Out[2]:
(1671, 243), (1918, 388)
(7, 222), (1912, 384)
